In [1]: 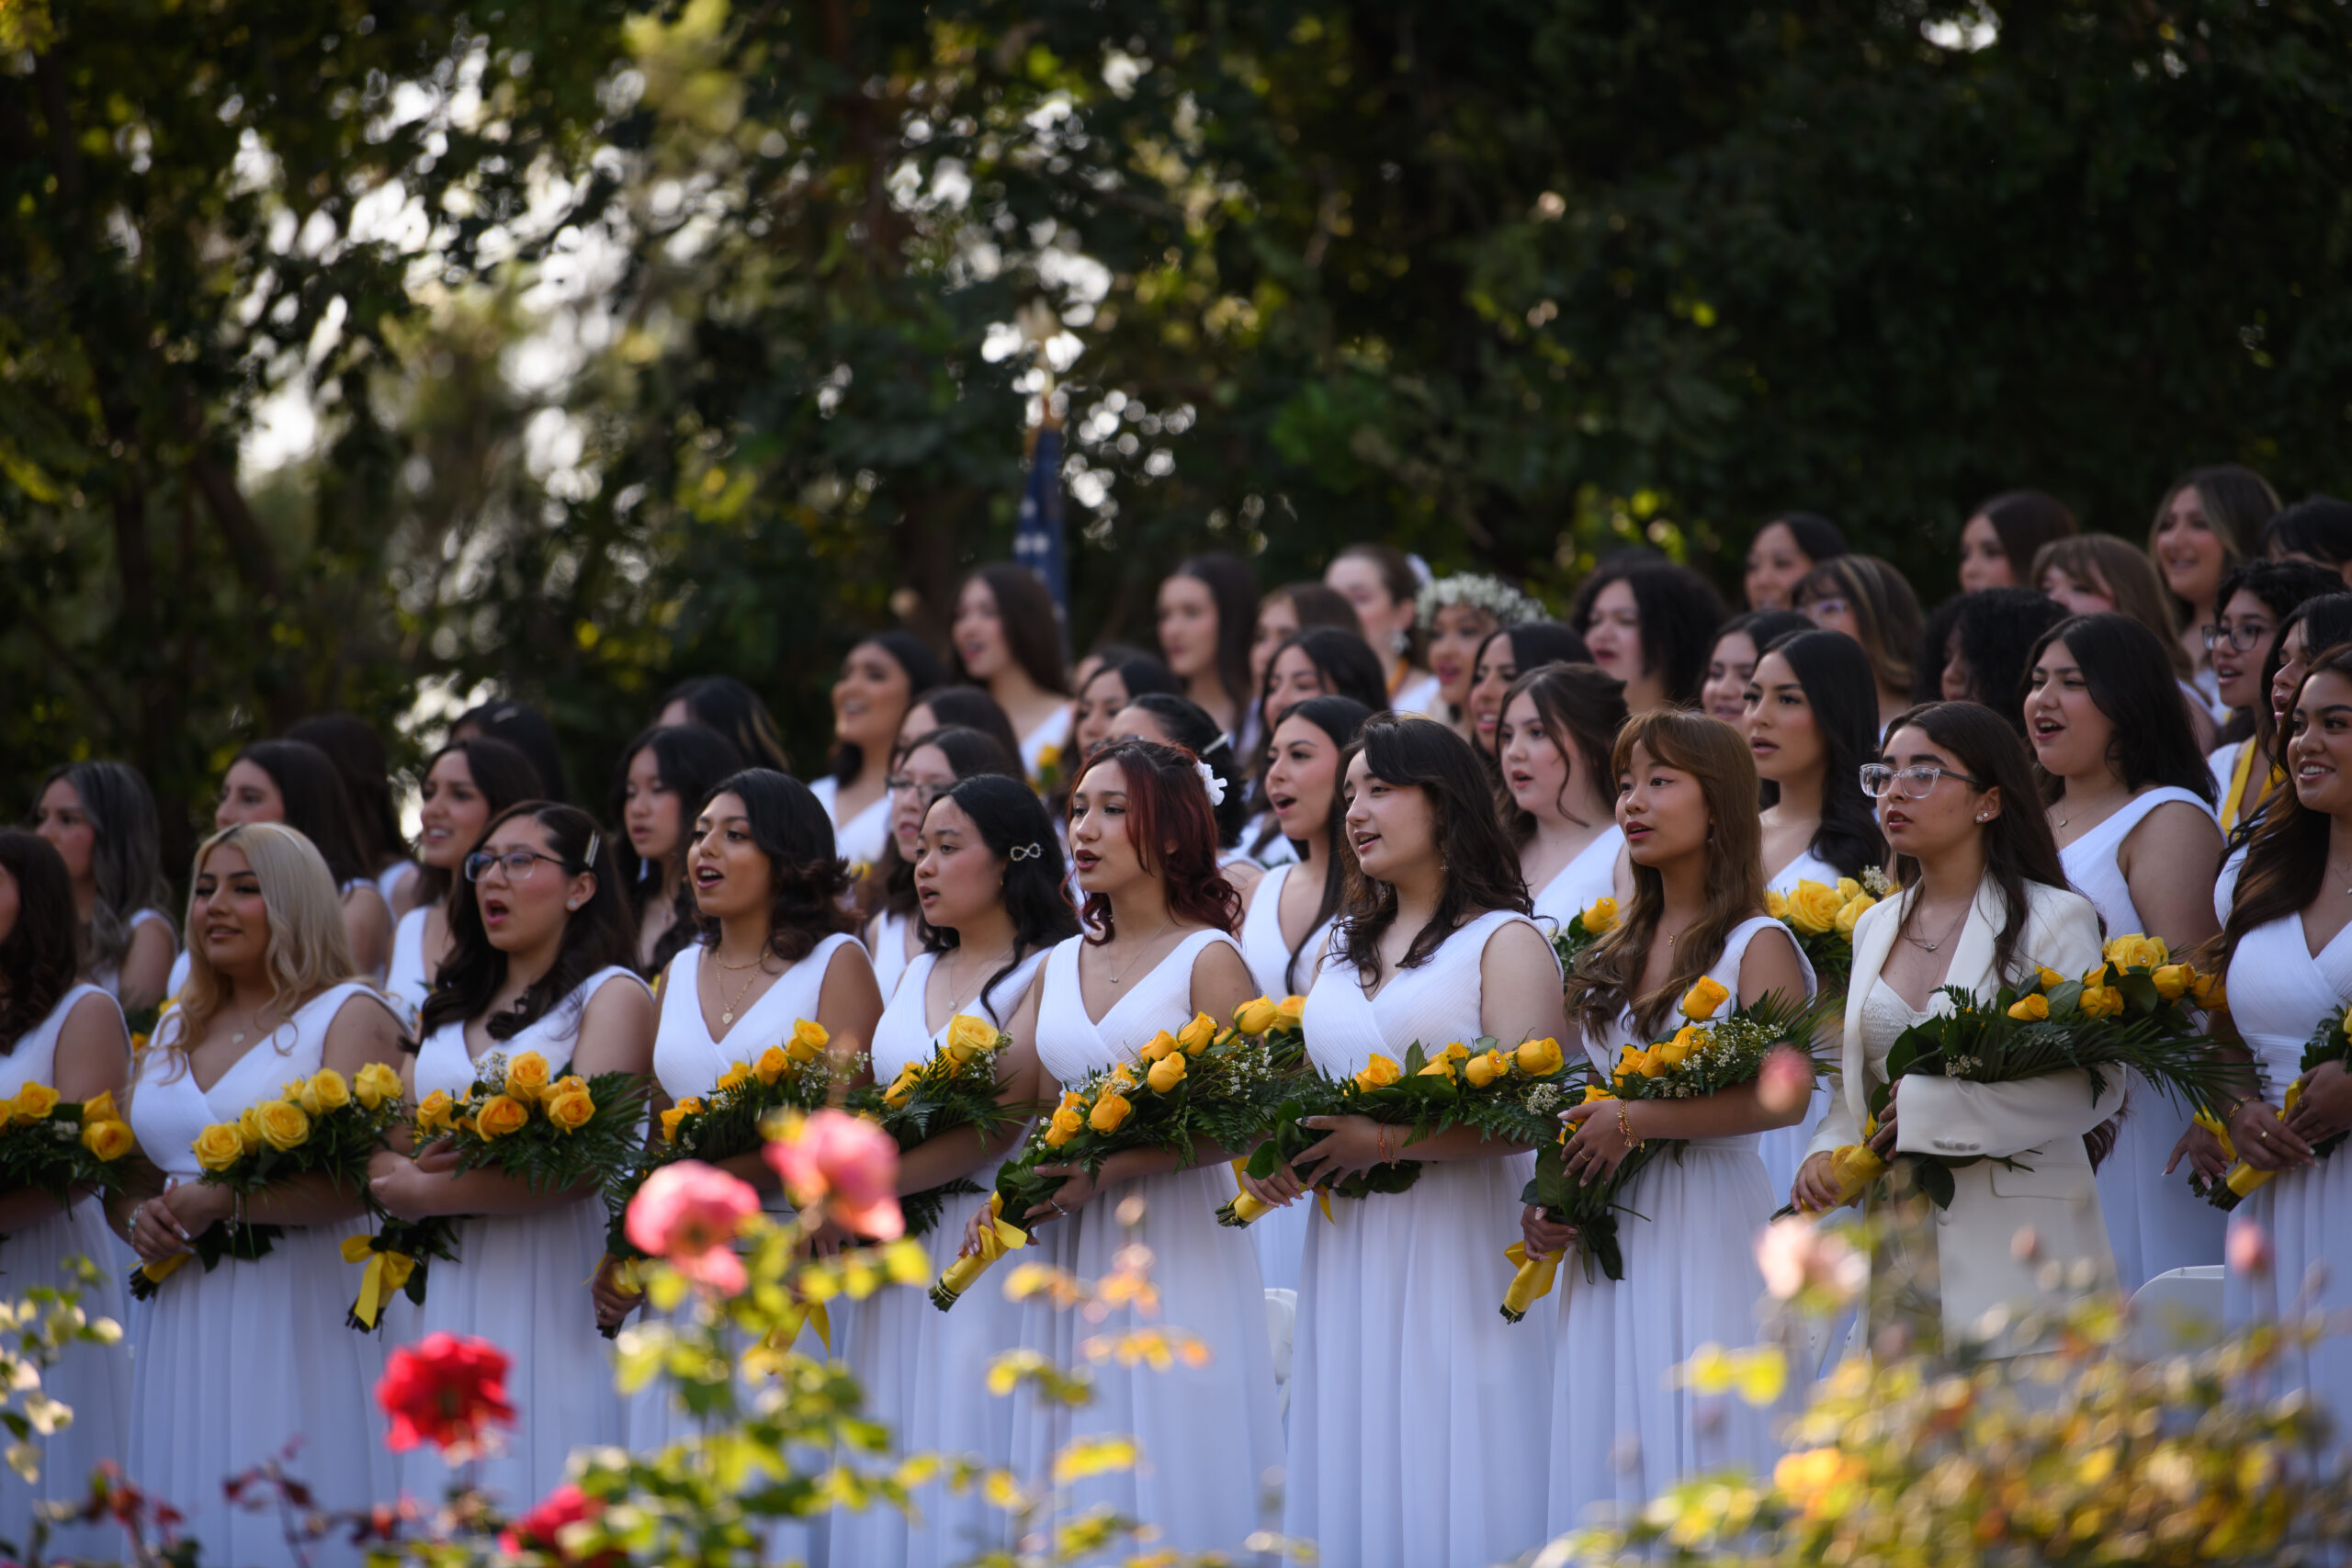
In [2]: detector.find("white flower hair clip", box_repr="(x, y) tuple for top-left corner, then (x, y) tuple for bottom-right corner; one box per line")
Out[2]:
(1193, 759), (1227, 808)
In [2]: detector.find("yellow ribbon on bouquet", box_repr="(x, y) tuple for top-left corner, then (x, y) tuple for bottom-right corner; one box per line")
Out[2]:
(928, 1192), (1029, 1311)
(2207, 1082), (2304, 1200)
(341, 1234), (418, 1329)
(136, 1253), (189, 1289)
(1500, 1241), (1559, 1324)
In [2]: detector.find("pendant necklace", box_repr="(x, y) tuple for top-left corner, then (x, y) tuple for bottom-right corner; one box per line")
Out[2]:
(714, 948), (775, 1027)
(1103, 917), (1177, 986)
(1905, 902), (1969, 953)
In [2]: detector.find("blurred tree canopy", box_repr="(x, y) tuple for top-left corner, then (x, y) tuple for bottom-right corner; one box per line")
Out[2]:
(3, 0), (2349, 861)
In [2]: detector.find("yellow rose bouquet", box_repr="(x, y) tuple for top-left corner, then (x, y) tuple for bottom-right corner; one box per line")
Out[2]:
(930, 1008), (1303, 1310)
(1549, 897), (1620, 985)
(132, 1063), (407, 1301)
(842, 1014), (1032, 1239)
(1764, 871), (1891, 992)
(2192, 997), (2345, 1211)
(1515, 983), (1826, 1309)
(0, 1085), (136, 1250)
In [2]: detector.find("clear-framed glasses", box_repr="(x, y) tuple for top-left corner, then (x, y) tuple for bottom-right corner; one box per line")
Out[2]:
(2203, 620), (2271, 653)
(1859, 762), (1987, 800)
(465, 848), (566, 883)
(887, 775), (951, 808)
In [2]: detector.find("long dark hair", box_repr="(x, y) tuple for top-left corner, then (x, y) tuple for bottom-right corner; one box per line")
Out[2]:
(918, 774), (1080, 1022)
(2211, 558), (2344, 750)
(0, 830), (80, 1055)
(1493, 662), (1626, 843)
(33, 761), (169, 979)
(2225, 644), (2352, 961)
(411, 737), (548, 908)
(874, 726), (1023, 920)
(2261, 494), (2352, 570)
(1761, 629), (1889, 878)
(232, 739), (373, 888)
(1266, 695), (1373, 993)
(828, 631), (947, 785)
(1071, 739), (1241, 941)
(659, 674), (793, 774)
(913, 685), (1025, 769)
(1334, 716), (1531, 986)
(1972, 489), (2077, 582)
(2025, 615), (2215, 806)
(1265, 626), (1390, 717)
(958, 563), (1069, 694)
(1570, 560), (1727, 706)
(689, 770), (857, 963)
(611, 724), (746, 976)
(285, 714), (406, 875)
(1949, 589), (2070, 735)
(420, 803), (636, 1043)
(1763, 512), (1849, 566)
(452, 699), (571, 804)
(1120, 692), (1250, 848)
(1880, 702), (2067, 985)
(1172, 552), (1260, 717)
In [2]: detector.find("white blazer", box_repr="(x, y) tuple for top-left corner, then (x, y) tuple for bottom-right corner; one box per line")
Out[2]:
(1810, 875), (2117, 1351)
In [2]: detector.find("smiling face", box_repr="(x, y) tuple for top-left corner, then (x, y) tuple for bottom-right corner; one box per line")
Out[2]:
(1429, 604), (1500, 711)
(191, 841), (271, 977)
(1580, 580), (1645, 687)
(1263, 713), (1343, 842)
(2288, 668), (2352, 818)
(952, 577), (1011, 680)
(1467, 635), (1517, 748)
(417, 750), (494, 873)
(913, 795), (1001, 933)
(833, 641), (914, 754)
(687, 790), (769, 923)
(1071, 667), (1132, 760)
(1341, 750), (1437, 883)
(1068, 760), (1147, 896)
(888, 742), (958, 862)
(1958, 513), (2013, 592)
(2024, 637), (2114, 780)
(214, 759), (286, 829)
(1875, 724), (1996, 860)
(2273, 621), (2312, 731)
(1265, 644), (1329, 725)
(1744, 521), (1812, 611)
(2154, 486), (2228, 609)
(1614, 740), (1709, 867)
(472, 817), (586, 955)
(1250, 597), (1302, 693)
(1741, 650), (1826, 787)
(30, 778), (95, 885)
(1498, 691), (1574, 824)
(1701, 630), (1762, 723)
(1157, 573), (1220, 681)
(623, 746), (684, 864)
(2040, 563), (2114, 617)
(2212, 588), (2279, 713)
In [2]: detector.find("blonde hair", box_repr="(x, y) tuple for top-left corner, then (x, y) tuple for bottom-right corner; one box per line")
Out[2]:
(167, 822), (359, 1074)
(2030, 534), (2192, 678)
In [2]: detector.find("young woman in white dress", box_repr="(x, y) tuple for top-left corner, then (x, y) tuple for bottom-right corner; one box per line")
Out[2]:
(1106, 692), (1261, 879)
(1422, 573), (1548, 739)
(1247, 716), (1566, 1568)
(2197, 647), (2352, 1444)
(1493, 661), (1630, 930)
(209, 740), (396, 982)
(1792, 702), (2114, 1350)
(1233, 694), (1372, 1292)
(950, 564), (1074, 781)
(835, 775), (1079, 1566)
(809, 632), (945, 874)
(961, 737), (1280, 1557)
(1522, 711), (1814, 1529)
(0, 832), (132, 1555)
(1572, 559), (1731, 716)
(614, 723), (746, 977)
(2202, 560), (2340, 834)
(383, 738), (547, 1027)
(1157, 552), (1260, 739)
(860, 728), (1024, 1000)
(370, 803), (654, 1508)
(119, 823), (406, 1568)
(30, 761), (176, 1013)
(1743, 629), (1890, 1197)
(2021, 614), (2227, 1292)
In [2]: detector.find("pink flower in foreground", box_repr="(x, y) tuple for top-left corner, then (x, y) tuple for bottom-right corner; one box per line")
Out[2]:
(1756, 1044), (1815, 1119)
(765, 1108), (904, 1240)
(626, 1160), (760, 1293)
(1754, 1216), (1867, 1305)
(2226, 1215), (2272, 1277)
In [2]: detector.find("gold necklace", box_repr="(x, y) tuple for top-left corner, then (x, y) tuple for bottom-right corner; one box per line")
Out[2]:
(716, 957), (775, 1027)
(1102, 917), (1177, 986)
(712, 944), (773, 971)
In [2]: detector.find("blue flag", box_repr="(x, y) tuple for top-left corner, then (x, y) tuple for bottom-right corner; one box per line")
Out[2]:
(1012, 423), (1069, 625)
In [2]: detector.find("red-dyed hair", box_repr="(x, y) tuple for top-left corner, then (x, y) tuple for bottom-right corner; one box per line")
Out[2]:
(1071, 739), (1242, 940)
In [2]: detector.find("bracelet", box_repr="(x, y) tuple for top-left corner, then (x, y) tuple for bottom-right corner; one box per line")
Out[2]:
(1374, 1125), (1392, 1164)
(1616, 1105), (1645, 1153)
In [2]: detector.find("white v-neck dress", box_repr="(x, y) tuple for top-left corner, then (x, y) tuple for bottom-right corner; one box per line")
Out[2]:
(833, 946), (1050, 1568)
(1235, 863), (1329, 1294)
(1021, 929), (1282, 1558)
(808, 776), (891, 873)
(400, 966), (647, 1509)
(1285, 908), (1559, 1568)
(2059, 786), (2225, 1293)
(1551, 916), (1815, 1531)
(1530, 827), (1625, 932)
(126, 982), (400, 1568)
(0, 985), (132, 1557)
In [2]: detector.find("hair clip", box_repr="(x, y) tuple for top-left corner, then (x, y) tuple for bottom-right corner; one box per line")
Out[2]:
(583, 830), (600, 866)
(1008, 842), (1044, 862)
(1193, 758), (1227, 808)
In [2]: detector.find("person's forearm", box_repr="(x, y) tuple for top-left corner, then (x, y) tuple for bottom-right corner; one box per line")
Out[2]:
(1627, 1082), (1792, 1141)
(1391, 1123), (1534, 1162)
(237, 1171), (375, 1228)
(895, 1120), (1026, 1195)
(0, 1187), (70, 1233)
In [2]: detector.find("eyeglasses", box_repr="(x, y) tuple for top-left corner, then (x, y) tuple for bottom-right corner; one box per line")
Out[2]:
(465, 849), (569, 882)
(1804, 597), (1850, 621)
(2203, 621), (2272, 653)
(888, 775), (951, 807)
(1859, 763), (1987, 800)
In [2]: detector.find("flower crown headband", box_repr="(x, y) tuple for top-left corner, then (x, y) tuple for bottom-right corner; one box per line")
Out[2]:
(1419, 573), (1549, 630)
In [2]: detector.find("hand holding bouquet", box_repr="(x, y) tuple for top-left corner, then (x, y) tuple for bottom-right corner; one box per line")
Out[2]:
(0, 1086), (135, 1246)
(844, 1014), (1030, 1239)
(2192, 995), (2345, 1211)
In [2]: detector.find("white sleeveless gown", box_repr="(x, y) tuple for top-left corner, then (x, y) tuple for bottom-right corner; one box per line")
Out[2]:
(400, 965), (647, 1508)
(1531, 827), (1625, 931)
(2059, 786), (2225, 1292)
(1284, 908), (1558, 1568)
(0, 985), (132, 1556)
(1023, 929), (1283, 1558)
(126, 982), (399, 1568)
(1235, 862), (1329, 1295)
(869, 908), (917, 1003)
(832, 945), (1049, 1568)
(1550, 916), (1815, 1531)
(1757, 848), (1849, 1204)
(384, 904), (435, 1030)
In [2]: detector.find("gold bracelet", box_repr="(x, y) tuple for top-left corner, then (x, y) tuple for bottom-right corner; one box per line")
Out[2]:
(1617, 1104), (1645, 1153)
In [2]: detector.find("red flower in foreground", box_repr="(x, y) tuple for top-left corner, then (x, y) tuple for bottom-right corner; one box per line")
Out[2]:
(502, 1483), (625, 1568)
(376, 1332), (516, 1455)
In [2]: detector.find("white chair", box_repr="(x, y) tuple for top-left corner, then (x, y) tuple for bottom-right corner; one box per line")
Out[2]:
(2126, 1265), (2225, 1358)
(1264, 1287), (1296, 1422)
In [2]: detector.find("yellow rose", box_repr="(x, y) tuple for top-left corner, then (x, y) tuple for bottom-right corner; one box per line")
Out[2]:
(2036, 966), (2066, 992)
(1834, 895), (1874, 936)
(193, 1122), (248, 1172)
(415, 1089), (455, 1135)
(1442, 1043), (1470, 1063)
(1044, 1106), (1085, 1147)
(1580, 1082), (1615, 1103)
(503, 1052), (551, 1101)
(1581, 897), (1619, 934)
(1275, 996), (1306, 1028)
(1785, 880), (1844, 937)
(1147, 1053), (1188, 1092)
(1233, 997), (1281, 1035)
(13, 1083), (60, 1121)
(256, 1099), (311, 1152)
(1108, 1062), (1137, 1091)
(2078, 985), (2124, 1020)
(80, 1089), (119, 1124)
(81, 1118), (134, 1162)
(2194, 974), (2227, 1012)
(945, 1014), (999, 1065)
(551, 1075), (586, 1098)
(281, 1081), (304, 1103)
(1057, 1089), (1087, 1111)
(1138, 1031), (1179, 1064)
(2007, 993), (2050, 1021)
(716, 1062), (751, 1092)
(1417, 1053), (1456, 1081)
(2103, 933), (2169, 971)
(473, 1094), (530, 1140)
(2150, 964), (2191, 1001)
(1352, 1054), (1403, 1091)
(659, 1103), (694, 1143)
(754, 1046), (791, 1084)
(786, 1018), (830, 1063)
(1679, 976), (1732, 1022)
(307, 1069), (352, 1112)
(1514, 1037), (1566, 1077)
(1763, 888), (1790, 920)
(1088, 1091), (1132, 1134)
(238, 1105), (265, 1145)
(1637, 1050), (1669, 1079)
(1178, 1012), (1217, 1055)
(1464, 1049), (1510, 1089)
(1835, 876), (1862, 901)
(0, 1101), (13, 1132)
(883, 1064), (921, 1107)
(354, 1063), (403, 1111)
(545, 1088), (595, 1132)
